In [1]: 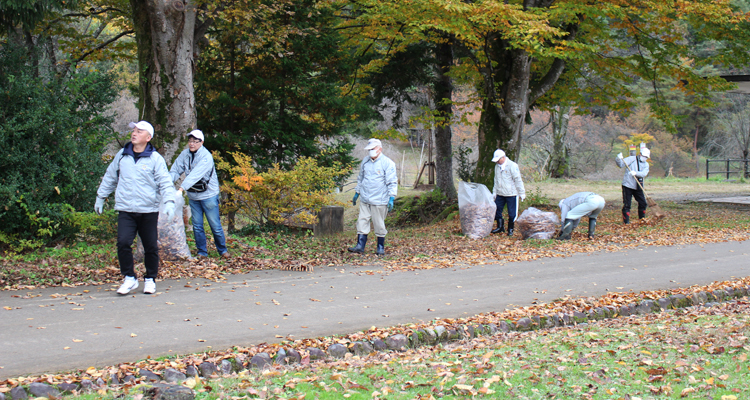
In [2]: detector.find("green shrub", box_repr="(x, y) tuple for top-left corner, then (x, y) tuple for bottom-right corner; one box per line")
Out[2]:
(386, 188), (457, 227)
(0, 43), (118, 250)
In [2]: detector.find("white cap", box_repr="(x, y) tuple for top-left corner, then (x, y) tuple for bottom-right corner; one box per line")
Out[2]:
(641, 148), (650, 158)
(128, 121), (154, 138)
(364, 138), (382, 150)
(491, 149), (506, 162)
(188, 129), (204, 141)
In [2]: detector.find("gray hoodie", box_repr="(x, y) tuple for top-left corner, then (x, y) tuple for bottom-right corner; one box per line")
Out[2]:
(97, 143), (176, 213)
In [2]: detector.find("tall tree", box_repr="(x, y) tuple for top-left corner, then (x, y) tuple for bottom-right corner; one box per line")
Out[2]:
(129, 0), (202, 161)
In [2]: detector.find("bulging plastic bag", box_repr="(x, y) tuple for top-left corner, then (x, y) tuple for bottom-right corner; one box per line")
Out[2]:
(135, 194), (192, 261)
(458, 181), (497, 239)
(516, 207), (560, 240)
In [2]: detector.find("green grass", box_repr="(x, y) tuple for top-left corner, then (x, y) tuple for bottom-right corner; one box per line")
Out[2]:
(62, 306), (749, 399)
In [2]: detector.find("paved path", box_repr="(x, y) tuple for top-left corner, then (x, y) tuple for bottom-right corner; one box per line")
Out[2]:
(2, 239), (749, 379)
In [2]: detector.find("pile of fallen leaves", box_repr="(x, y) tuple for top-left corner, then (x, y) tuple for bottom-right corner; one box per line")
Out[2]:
(1, 201), (748, 290)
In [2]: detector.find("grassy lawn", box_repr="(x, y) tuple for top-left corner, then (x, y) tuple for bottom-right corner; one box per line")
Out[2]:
(46, 300), (750, 399)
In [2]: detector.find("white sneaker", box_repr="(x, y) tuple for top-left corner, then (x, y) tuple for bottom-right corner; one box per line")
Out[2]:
(117, 276), (139, 295)
(143, 278), (156, 294)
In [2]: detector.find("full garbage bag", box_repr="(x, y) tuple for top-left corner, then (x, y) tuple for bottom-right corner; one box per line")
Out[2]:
(135, 194), (192, 261)
(516, 207), (560, 240)
(457, 181), (497, 239)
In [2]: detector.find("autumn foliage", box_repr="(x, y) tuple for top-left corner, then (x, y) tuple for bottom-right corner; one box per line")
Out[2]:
(217, 152), (349, 227)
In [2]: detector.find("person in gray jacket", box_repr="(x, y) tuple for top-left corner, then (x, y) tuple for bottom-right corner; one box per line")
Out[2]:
(490, 149), (526, 236)
(95, 121), (176, 295)
(169, 129), (228, 259)
(348, 138), (398, 256)
(616, 146), (650, 223)
(557, 192), (605, 240)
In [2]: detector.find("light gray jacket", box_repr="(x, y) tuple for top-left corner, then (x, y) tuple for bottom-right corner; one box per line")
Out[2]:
(559, 192), (596, 221)
(355, 154), (398, 205)
(96, 143), (176, 213)
(616, 155), (649, 190)
(169, 146), (220, 201)
(492, 159), (526, 198)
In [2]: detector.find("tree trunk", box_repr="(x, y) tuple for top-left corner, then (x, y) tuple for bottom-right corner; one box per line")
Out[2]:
(130, 0), (198, 163)
(547, 106), (571, 178)
(433, 39), (456, 199)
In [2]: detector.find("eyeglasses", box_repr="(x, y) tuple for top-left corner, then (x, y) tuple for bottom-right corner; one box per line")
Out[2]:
(188, 139), (202, 144)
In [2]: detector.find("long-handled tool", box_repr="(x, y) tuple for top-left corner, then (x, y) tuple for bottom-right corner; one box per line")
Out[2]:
(623, 158), (665, 220)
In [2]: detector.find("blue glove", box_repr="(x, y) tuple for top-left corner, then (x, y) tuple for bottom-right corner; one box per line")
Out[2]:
(163, 202), (175, 222)
(388, 197), (395, 212)
(94, 197), (105, 215)
(352, 193), (359, 206)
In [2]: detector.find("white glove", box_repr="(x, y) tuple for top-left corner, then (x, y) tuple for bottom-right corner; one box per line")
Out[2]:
(520, 195), (526, 202)
(94, 197), (105, 215)
(617, 152), (623, 160)
(629, 170), (638, 176)
(163, 202), (175, 221)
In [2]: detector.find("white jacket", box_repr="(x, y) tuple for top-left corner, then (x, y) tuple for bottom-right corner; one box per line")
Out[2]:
(616, 155), (649, 190)
(492, 159), (526, 198)
(355, 154), (398, 205)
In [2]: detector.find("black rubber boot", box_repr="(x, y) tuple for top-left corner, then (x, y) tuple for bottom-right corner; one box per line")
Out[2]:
(556, 219), (575, 240)
(638, 209), (646, 219)
(375, 237), (385, 256)
(622, 211), (630, 224)
(507, 221), (515, 236)
(587, 218), (596, 239)
(491, 217), (505, 234)
(347, 234), (367, 254)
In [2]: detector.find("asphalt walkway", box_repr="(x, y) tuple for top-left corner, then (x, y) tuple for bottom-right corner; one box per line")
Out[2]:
(1, 239), (749, 379)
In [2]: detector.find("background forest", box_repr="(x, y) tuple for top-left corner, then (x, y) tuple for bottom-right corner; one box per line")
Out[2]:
(2, 0), (750, 251)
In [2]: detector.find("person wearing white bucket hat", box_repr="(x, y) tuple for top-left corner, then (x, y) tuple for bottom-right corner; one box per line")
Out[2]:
(95, 120), (176, 295)
(490, 149), (526, 236)
(348, 138), (398, 256)
(615, 143), (650, 223)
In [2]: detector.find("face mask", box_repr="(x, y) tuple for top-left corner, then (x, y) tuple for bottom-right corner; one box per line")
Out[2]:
(369, 149), (379, 158)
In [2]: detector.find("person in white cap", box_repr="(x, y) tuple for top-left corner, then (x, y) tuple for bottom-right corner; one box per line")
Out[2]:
(556, 192), (606, 240)
(348, 138), (398, 256)
(95, 120), (177, 295)
(169, 129), (228, 259)
(490, 149), (526, 236)
(615, 144), (650, 223)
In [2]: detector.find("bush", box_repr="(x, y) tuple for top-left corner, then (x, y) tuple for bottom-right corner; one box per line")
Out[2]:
(0, 43), (118, 251)
(219, 152), (348, 227)
(386, 188), (457, 227)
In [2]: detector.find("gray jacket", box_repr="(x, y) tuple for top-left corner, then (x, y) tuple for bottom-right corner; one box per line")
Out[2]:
(170, 146), (220, 201)
(559, 192), (596, 221)
(355, 154), (398, 205)
(616, 155), (649, 190)
(97, 143), (176, 213)
(492, 159), (526, 198)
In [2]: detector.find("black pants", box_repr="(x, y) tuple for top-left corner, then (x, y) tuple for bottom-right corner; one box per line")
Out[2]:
(622, 185), (647, 219)
(117, 211), (159, 279)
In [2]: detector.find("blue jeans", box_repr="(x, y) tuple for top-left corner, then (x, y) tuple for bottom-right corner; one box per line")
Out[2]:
(189, 195), (228, 256)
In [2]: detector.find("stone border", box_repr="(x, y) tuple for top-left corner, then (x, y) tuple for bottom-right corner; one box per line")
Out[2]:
(3, 285), (748, 400)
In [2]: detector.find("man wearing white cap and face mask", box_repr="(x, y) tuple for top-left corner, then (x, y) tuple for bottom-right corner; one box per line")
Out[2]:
(95, 120), (177, 295)
(170, 129), (228, 259)
(490, 149), (526, 236)
(615, 143), (650, 223)
(348, 138), (398, 256)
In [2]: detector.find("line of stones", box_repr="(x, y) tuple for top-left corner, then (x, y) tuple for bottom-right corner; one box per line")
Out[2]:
(3, 286), (746, 400)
